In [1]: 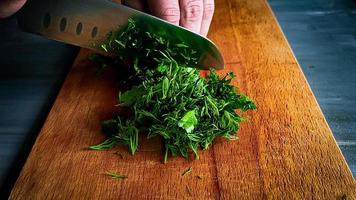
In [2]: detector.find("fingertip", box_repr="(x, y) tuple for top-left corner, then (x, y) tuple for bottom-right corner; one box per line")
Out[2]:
(0, 0), (27, 18)
(200, 0), (215, 36)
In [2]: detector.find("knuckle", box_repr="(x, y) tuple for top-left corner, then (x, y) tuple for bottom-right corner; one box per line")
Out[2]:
(182, 3), (203, 22)
(159, 8), (180, 24)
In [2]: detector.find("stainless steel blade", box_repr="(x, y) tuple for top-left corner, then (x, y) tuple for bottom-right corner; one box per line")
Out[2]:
(17, 0), (224, 69)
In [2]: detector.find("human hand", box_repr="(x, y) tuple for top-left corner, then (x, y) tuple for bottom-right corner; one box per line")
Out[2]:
(0, 0), (27, 18)
(0, 0), (215, 37)
(123, 0), (215, 36)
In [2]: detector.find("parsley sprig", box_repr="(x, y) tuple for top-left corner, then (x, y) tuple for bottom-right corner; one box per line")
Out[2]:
(89, 18), (256, 162)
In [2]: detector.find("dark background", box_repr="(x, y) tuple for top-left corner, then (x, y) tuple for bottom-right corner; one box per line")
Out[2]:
(269, 0), (356, 175)
(0, 18), (78, 198)
(0, 0), (355, 197)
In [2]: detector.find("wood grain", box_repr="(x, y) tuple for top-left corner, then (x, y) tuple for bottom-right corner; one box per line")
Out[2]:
(10, 0), (356, 199)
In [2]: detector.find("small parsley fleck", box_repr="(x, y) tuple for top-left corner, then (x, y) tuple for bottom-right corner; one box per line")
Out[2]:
(105, 171), (128, 179)
(182, 167), (192, 177)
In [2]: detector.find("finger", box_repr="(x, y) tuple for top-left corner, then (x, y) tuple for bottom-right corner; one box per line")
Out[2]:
(0, 0), (27, 18)
(122, 0), (148, 12)
(200, 0), (214, 36)
(179, 0), (204, 34)
(147, 0), (180, 25)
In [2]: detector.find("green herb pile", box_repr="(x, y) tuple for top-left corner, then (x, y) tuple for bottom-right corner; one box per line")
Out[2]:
(89, 18), (256, 162)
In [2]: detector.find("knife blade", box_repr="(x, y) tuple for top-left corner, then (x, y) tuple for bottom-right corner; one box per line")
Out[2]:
(17, 0), (224, 70)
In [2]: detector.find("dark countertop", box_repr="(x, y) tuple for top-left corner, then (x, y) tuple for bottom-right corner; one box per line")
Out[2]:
(269, 0), (356, 175)
(0, 17), (78, 198)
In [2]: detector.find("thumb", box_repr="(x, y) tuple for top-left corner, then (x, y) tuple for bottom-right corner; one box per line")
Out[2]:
(0, 0), (27, 18)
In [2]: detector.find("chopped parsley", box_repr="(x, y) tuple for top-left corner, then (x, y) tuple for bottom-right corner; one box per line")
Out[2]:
(89, 18), (256, 162)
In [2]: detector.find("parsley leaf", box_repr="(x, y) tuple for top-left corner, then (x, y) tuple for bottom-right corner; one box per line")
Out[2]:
(178, 110), (198, 133)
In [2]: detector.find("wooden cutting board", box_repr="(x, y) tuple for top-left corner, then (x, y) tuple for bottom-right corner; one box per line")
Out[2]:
(9, 0), (356, 199)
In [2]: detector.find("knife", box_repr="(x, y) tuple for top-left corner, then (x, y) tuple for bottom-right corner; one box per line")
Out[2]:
(17, 0), (224, 70)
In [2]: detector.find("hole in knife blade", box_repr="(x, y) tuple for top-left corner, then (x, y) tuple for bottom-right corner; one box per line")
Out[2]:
(43, 13), (50, 28)
(60, 17), (67, 32)
(76, 22), (83, 35)
(91, 26), (98, 38)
